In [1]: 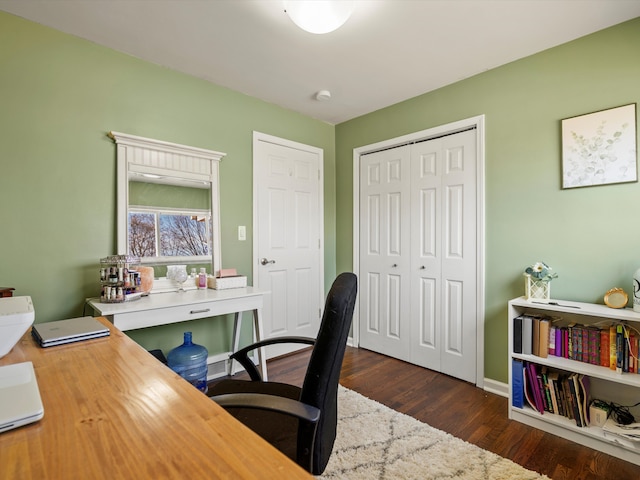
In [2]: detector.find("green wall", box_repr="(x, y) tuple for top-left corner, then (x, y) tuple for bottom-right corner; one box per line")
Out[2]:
(0, 12), (335, 356)
(2, 10), (639, 385)
(335, 17), (640, 383)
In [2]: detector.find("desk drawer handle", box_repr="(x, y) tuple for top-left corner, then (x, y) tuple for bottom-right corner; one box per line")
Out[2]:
(190, 308), (211, 314)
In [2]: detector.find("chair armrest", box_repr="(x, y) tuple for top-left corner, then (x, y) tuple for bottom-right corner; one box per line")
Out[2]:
(232, 336), (315, 381)
(211, 392), (321, 424)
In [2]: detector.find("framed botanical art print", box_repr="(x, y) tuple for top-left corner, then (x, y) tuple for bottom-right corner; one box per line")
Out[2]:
(561, 103), (637, 189)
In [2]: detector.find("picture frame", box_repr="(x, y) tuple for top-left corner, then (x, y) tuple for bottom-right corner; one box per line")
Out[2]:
(561, 103), (637, 189)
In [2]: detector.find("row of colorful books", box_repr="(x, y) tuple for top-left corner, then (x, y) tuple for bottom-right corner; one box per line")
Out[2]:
(513, 314), (639, 373)
(512, 359), (590, 427)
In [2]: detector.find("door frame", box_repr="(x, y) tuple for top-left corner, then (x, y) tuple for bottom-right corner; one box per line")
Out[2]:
(252, 131), (325, 344)
(352, 115), (486, 387)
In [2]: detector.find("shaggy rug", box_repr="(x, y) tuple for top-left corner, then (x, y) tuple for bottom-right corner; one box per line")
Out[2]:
(319, 386), (550, 480)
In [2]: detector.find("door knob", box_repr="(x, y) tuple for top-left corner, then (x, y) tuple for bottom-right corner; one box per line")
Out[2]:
(392, 264), (398, 268)
(420, 266), (426, 270)
(260, 258), (275, 265)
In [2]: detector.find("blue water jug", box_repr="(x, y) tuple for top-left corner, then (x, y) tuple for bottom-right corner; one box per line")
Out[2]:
(167, 332), (208, 393)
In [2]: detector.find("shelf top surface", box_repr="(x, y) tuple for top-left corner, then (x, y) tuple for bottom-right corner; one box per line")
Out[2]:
(510, 296), (640, 322)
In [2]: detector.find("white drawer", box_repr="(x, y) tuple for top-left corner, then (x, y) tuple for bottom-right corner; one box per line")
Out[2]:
(109, 295), (263, 331)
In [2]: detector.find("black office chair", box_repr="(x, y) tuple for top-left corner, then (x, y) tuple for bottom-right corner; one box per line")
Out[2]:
(209, 272), (357, 475)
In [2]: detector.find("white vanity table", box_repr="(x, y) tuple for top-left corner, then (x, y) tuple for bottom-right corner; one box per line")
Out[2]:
(87, 287), (268, 380)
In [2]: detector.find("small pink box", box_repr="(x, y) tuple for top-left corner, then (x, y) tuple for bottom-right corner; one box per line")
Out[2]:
(219, 268), (238, 277)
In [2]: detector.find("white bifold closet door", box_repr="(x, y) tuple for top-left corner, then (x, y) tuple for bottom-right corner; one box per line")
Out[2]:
(359, 129), (477, 383)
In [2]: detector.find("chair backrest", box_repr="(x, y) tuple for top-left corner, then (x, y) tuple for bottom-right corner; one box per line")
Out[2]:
(299, 272), (357, 474)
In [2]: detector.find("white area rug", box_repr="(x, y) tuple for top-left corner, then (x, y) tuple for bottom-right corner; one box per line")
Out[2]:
(319, 386), (550, 480)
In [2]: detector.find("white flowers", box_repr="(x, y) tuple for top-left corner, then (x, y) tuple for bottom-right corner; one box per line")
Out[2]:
(524, 262), (558, 282)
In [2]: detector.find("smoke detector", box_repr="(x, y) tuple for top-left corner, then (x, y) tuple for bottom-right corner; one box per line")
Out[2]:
(315, 90), (331, 101)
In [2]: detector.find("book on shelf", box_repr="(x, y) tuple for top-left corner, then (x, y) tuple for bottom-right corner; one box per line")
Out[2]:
(567, 373), (585, 427)
(578, 374), (590, 426)
(616, 324), (624, 374)
(546, 370), (560, 415)
(532, 317), (540, 357)
(513, 316), (523, 353)
(522, 315), (533, 355)
(525, 362), (545, 414)
(538, 318), (550, 358)
(631, 333), (638, 374)
(520, 361), (593, 427)
(600, 327), (610, 368)
(610, 325), (617, 371)
(540, 366), (553, 412)
(560, 373), (574, 422)
(511, 358), (524, 408)
(512, 313), (640, 375)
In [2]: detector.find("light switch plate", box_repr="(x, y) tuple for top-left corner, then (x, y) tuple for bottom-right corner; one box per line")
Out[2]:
(238, 225), (246, 241)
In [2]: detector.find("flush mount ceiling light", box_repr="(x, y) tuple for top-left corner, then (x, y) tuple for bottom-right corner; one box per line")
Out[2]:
(284, 0), (355, 34)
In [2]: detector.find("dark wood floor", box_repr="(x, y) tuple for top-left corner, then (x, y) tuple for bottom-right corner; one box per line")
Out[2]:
(210, 346), (640, 480)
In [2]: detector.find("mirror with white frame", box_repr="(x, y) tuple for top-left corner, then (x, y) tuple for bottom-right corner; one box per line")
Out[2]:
(110, 131), (225, 291)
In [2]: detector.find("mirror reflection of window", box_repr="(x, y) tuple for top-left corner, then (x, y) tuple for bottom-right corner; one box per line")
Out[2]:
(128, 212), (156, 257)
(159, 213), (211, 256)
(128, 180), (213, 264)
(127, 211), (212, 258)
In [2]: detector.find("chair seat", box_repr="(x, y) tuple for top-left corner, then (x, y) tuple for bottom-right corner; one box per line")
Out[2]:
(209, 380), (302, 460)
(209, 273), (357, 474)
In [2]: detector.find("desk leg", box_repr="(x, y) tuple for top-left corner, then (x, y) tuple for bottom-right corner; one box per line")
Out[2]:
(230, 312), (242, 376)
(253, 308), (268, 381)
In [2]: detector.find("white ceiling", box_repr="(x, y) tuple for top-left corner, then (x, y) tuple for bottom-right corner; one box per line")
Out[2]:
(2, 0), (640, 124)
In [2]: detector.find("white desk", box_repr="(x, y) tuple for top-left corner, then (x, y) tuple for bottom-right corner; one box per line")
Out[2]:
(87, 287), (267, 379)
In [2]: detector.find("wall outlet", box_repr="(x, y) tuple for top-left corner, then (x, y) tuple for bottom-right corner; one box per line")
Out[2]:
(238, 225), (246, 241)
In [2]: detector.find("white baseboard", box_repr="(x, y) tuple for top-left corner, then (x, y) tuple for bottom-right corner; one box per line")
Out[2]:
(483, 378), (508, 397)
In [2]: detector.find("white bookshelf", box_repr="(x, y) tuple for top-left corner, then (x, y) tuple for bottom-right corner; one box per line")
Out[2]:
(508, 297), (640, 465)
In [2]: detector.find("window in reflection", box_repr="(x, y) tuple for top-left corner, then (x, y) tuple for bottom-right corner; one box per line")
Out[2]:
(128, 209), (212, 258)
(128, 179), (213, 265)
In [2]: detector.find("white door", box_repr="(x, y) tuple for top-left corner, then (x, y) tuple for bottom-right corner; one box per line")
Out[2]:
(358, 145), (412, 361)
(359, 129), (478, 383)
(253, 132), (323, 360)
(409, 129), (477, 383)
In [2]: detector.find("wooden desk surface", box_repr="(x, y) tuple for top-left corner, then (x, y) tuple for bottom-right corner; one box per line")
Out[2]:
(0, 318), (311, 479)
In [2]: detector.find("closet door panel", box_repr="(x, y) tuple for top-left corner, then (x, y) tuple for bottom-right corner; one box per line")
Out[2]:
(359, 146), (411, 361)
(410, 140), (442, 369)
(439, 130), (477, 383)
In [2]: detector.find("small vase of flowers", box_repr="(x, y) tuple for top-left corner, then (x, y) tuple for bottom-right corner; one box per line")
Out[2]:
(523, 262), (558, 301)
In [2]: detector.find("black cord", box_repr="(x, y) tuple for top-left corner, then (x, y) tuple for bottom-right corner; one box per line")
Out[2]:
(608, 401), (640, 425)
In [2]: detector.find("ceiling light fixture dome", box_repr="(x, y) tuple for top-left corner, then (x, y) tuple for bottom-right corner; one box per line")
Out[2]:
(284, 0), (355, 35)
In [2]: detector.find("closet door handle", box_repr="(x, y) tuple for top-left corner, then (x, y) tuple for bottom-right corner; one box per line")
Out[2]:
(392, 264), (398, 268)
(420, 266), (426, 270)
